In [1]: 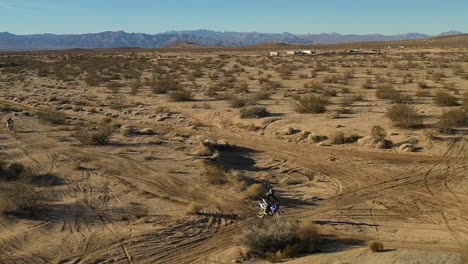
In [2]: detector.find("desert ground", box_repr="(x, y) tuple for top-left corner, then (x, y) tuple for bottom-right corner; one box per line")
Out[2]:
(0, 36), (467, 263)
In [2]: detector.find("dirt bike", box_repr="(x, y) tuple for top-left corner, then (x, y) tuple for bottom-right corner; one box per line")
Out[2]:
(258, 202), (284, 218)
(7, 122), (16, 134)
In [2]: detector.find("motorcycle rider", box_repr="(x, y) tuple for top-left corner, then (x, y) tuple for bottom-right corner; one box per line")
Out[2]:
(6, 117), (15, 131)
(262, 186), (280, 215)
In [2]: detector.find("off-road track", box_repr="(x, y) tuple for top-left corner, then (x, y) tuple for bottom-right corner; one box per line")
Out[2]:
(1, 99), (467, 263)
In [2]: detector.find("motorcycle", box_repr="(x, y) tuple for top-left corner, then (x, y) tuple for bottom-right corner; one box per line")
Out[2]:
(7, 123), (16, 134)
(258, 201), (284, 218)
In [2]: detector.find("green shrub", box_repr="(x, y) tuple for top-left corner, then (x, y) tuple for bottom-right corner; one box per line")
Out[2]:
(294, 95), (329, 114)
(386, 104), (423, 128)
(240, 106), (269, 119)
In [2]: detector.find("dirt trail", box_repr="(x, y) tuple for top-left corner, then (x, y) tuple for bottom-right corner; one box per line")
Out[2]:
(1, 99), (467, 263)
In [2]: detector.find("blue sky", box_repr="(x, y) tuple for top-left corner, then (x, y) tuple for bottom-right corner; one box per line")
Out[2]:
(0, 0), (466, 35)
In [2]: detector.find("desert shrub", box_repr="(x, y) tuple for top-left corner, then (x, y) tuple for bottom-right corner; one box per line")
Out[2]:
(37, 110), (67, 125)
(437, 109), (467, 134)
(91, 125), (114, 145)
(228, 171), (248, 191)
(152, 79), (180, 94)
(294, 95), (329, 114)
(130, 80), (141, 95)
(415, 90), (431, 97)
(251, 91), (271, 101)
(240, 219), (319, 260)
(0, 183), (40, 215)
(340, 94), (361, 106)
(362, 78), (373, 89)
(326, 111), (340, 119)
(78, 125), (114, 145)
(230, 96), (250, 108)
(433, 90), (458, 106)
(386, 104), (423, 128)
(329, 132), (345, 144)
(240, 106), (269, 119)
(370, 126), (387, 142)
(0, 162), (33, 182)
(375, 85), (410, 103)
(369, 242), (384, 252)
(202, 160), (226, 185)
(170, 89), (193, 102)
(106, 81), (122, 93)
(418, 82), (429, 89)
(244, 183), (264, 200)
(463, 91), (468, 111)
(323, 88), (338, 97)
(186, 202), (202, 215)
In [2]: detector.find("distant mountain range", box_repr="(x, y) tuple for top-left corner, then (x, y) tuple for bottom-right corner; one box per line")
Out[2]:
(0, 30), (465, 51)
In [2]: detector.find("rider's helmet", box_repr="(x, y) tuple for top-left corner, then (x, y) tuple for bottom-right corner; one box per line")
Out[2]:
(267, 188), (275, 196)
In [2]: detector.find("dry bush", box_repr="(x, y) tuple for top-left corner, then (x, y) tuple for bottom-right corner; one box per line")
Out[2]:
(386, 104), (423, 128)
(326, 111), (340, 119)
(78, 125), (114, 145)
(170, 89), (193, 102)
(362, 78), (373, 89)
(375, 85), (410, 103)
(37, 110), (67, 125)
(369, 242), (384, 252)
(463, 91), (468, 111)
(240, 218), (319, 261)
(120, 126), (134, 137)
(230, 96), (250, 108)
(228, 171), (248, 191)
(371, 126), (387, 142)
(130, 80), (141, 95)
(0, 162), (35, 184)
(240, 106), (269, 119)
(418, 82), (429, 89)
(433, 90), (458, 106)
(329, 132), (346, 144)
(294, 95), (329, 114)
(0, 183), (40, 216)
(186, 202), (203, 215)
(202, 160), (226, 185)
(152, 79), (180, 94)
(437, 109), (467, 134)
(244, 183), (264, 200)
(340, 94), (362, 106)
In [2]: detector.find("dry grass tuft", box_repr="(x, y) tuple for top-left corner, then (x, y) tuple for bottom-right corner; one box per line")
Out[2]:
(369, 242), (384, 252)
(186, 202), (203, 215)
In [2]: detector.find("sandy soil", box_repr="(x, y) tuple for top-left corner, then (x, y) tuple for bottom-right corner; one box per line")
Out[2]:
(0, 45), (467, 263)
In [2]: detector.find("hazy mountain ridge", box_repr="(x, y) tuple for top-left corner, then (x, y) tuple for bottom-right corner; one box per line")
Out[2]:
(0, 30), (464, 51)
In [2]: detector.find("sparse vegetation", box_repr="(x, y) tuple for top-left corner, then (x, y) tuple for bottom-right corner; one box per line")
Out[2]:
(386, 104), (423, 128)
(437, 109), (467, 134)
(433, 90), (458, 106)
(294, 95), (329, 113)
(240, 106), (269, 119)
(240, 218), (319, 261)
(370, 242), (384, 252)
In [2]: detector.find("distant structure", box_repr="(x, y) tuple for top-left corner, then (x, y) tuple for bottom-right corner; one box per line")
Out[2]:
(269, 51), (279, 56)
